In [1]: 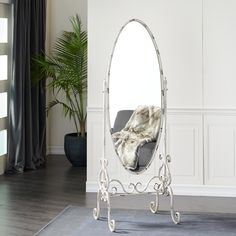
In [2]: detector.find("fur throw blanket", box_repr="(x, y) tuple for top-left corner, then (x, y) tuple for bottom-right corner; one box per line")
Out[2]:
(112, 105), (162, 170)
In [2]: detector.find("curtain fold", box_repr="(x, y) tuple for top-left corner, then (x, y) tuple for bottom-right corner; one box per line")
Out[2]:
(7, 0), (46, 173)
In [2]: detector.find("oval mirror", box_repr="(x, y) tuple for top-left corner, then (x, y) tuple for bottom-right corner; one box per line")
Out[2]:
(108, 19), (164, 174)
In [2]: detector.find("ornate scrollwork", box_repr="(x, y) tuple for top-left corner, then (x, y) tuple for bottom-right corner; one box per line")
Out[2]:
(108, 155), (176, 197)
(93, 190), (100, 220)
(109, 176), (161, 195)
(93, 159), (116, 232)
(150, 155), (180, 225)
(167, 186), (181, 224)
(150, 190), (160, 213)
(93, 154), (180, 231)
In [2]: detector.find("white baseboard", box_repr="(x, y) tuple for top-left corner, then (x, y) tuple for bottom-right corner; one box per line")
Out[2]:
(86, 181), (236, 197)
(47, 146), (65, 155)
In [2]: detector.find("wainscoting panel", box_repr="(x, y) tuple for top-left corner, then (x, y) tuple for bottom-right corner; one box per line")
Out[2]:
(204, 115), (236, 186)
(168, 114), (203, 185)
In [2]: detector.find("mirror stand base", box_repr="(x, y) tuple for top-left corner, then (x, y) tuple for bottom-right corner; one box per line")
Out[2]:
(93, 158), (180, 232)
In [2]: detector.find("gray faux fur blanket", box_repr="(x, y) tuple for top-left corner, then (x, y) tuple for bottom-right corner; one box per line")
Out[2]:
(112, 105), (162, 170)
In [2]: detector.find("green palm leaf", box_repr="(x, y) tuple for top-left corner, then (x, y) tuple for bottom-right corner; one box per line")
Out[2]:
(32, 15), (87, 137)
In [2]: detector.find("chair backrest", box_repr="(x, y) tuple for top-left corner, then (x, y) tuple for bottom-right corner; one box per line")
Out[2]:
(112, 110), (134, 133)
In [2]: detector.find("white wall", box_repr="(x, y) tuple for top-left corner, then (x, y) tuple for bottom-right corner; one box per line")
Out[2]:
(87, 0), (203, 193)
(203, 0), (236, 187)
(87, 0), (236, 197)
(46, 0), (87, 154)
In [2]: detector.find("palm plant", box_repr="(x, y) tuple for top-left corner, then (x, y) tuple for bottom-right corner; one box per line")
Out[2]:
(34, 15), (87, 137)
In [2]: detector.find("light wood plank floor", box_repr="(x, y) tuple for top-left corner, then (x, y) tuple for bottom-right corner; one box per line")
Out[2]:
(0, 155), (236, 236)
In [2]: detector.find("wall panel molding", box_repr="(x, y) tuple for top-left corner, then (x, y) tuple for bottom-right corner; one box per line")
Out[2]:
(168, 114), (203, 184)
(204, 115), (236, 186)
(88, 106), (236, 115)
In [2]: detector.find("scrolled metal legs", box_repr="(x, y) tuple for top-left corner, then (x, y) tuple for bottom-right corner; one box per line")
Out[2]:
(93, 190), (101, 220)
(93, 159), (116, 232)
(149, 167), (180, 225)
(107, 193), (116, 232)
(168, 186), (180, 224)
(150, 191), (159, 214)
(93, 190), (116, 232)
(93, 191), (116, 232)
(150, 187), (180, 224)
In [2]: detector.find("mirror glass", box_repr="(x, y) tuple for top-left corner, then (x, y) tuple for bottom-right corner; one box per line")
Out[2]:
(108, 20), (163, 174)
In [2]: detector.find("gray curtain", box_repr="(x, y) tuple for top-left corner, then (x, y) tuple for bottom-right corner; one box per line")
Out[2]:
(7, 0), (46, 173)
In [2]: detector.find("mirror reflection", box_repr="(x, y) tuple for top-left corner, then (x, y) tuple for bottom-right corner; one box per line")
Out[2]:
(109, 20), (163, 173)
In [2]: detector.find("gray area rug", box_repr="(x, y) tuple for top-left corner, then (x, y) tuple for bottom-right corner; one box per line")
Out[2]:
(35, 206), (236, 236)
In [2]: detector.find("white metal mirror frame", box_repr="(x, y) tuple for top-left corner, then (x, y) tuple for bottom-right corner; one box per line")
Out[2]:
(93, 19), (180, 232)
(107, 19), (164, 175)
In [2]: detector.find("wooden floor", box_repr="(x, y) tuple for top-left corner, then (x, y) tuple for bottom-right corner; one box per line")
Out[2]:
(0, 155), (236, 236)
(0, 155), (87, 236)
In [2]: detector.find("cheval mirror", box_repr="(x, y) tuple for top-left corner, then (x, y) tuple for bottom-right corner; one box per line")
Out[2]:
(93, 19), (180, 232)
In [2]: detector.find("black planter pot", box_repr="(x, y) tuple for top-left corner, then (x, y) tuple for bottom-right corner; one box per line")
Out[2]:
(64, 133), (87, 167)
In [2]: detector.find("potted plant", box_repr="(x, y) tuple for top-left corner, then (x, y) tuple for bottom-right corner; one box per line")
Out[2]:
(33, 15), (87, 167)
